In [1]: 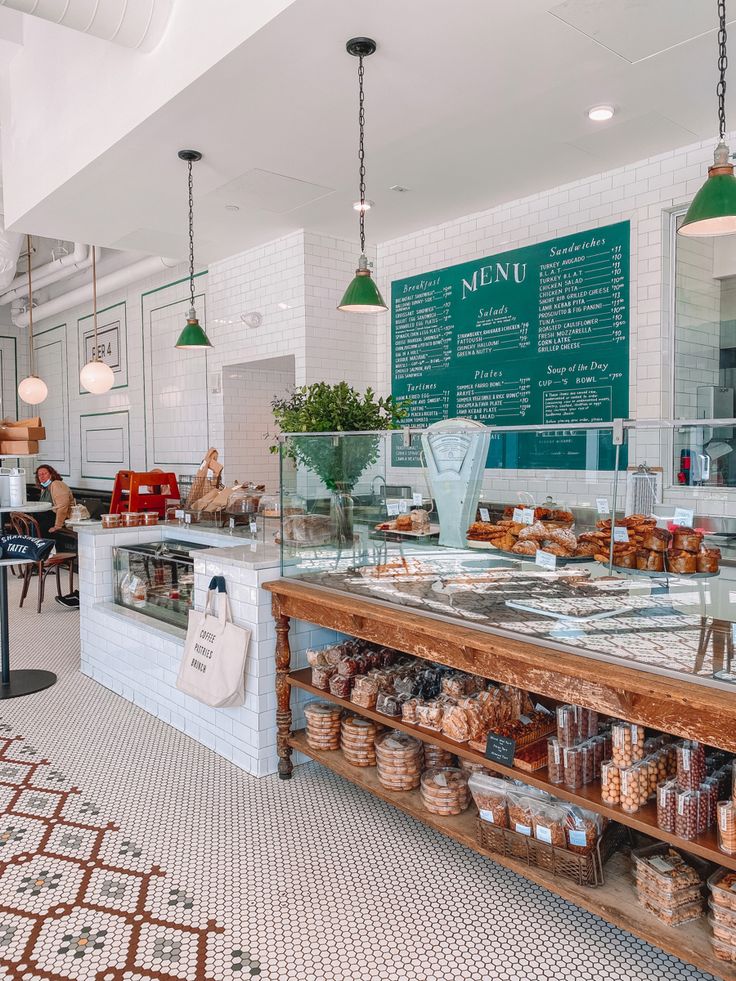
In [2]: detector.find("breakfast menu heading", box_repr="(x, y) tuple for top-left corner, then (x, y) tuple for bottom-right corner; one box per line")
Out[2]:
(391, 221), (630, 470)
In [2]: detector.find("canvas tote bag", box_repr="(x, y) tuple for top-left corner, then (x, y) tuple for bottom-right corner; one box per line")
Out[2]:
(176, 576), (250, 707)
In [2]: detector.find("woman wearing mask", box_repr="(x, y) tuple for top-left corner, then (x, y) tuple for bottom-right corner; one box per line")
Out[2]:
(35, 465), (75, 541)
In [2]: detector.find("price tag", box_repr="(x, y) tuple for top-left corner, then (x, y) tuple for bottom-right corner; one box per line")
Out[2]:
(649, 856), (675, 874)
(535, 702), (553, 715)
(673, 507), (694, 527)
(386, 501), (400, 516)
(184, 512), (192, 524)
(398, 499), (409, 514)
(412, 493), (423, 506)
(479, 808), (497, 824)
(536, 826), (552, 844)
(596, 498), (610, 515)
(519, 714), (532, 725)
(250, 542), (257, 552)
(229, 517), (235, 530)
(515, 823), (532, 837)
(568, 829), (586, 847)
(249, 519), (258, 534)
(535, 549), (557, 571)
(485, 732), (516, 766)
(513, 507), (534, 525)
(479, 507), (490, 522)
(613, 526), (629, 543)
(174, 509), (184, 521)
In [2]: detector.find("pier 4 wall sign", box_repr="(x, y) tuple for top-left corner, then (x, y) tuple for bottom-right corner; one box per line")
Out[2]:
(391, 221), (630, 470)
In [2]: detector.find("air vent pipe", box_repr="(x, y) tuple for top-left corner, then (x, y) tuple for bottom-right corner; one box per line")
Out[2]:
(0, 0), (174, 51)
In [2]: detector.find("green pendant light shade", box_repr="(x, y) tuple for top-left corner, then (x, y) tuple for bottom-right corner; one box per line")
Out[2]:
(679, 3), (736, 237)
(339, 37), (387, 313)
(175, 148), (213, 349)
(338, 256), (387, 312)
(176, 305), (212, 348)
(679, 141), (736, 237)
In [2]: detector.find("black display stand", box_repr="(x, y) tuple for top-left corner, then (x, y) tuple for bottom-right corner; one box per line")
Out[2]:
(0, 500), (57, 698)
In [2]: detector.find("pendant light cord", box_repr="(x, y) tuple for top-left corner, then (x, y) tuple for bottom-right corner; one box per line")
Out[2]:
(357, 54), (366, 256)
(26, 234), (34, 377)
(718, 0), (728, 141)
(187, 159), (196, 308)
(91, 245), (99, 362)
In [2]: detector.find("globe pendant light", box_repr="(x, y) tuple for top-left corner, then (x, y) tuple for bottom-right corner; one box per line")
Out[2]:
(338, 37), (387, 313)
(680, 0), (736, 237)
(80, 246), (115, 394)
(17, 235), (48, 406)
(175, 149), (212, 348)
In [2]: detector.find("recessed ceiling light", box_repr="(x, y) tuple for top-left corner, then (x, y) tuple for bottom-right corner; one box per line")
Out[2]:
(225, 203), (240, 212)
(277, 302), (291, 310)
(588, 105), (615, 122)
(353, 199), (374, 212)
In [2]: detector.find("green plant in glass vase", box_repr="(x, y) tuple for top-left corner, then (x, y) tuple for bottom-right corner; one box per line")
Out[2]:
(272, 382), (408, 544)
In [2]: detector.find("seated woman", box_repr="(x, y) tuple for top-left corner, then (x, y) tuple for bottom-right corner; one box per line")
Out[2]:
(35, 465), (75, 543)
(34, 465), (78, 608)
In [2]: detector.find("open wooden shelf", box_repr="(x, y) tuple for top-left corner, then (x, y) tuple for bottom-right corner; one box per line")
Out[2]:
(290, 729), (735, 981)
(289, 667), (735, 872)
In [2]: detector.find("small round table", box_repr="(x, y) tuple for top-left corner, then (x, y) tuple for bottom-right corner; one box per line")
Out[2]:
(0, 501), (57, 698)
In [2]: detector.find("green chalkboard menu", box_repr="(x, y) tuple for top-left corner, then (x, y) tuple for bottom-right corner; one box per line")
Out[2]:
(391, 221), (630, 470)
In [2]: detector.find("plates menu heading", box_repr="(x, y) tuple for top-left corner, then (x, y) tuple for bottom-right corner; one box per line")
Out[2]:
(391, 221), (630, 470)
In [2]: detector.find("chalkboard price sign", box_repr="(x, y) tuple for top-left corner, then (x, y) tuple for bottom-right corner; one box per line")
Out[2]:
(485, 732), (516, 767)
(391, 221), (630, 470)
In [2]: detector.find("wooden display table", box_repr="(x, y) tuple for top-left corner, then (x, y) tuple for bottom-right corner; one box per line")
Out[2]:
(265, 578), (736, 980)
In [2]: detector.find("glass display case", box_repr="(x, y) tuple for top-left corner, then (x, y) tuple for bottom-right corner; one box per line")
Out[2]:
(113, 539), (210, 630)
(278, 419), (736, 690)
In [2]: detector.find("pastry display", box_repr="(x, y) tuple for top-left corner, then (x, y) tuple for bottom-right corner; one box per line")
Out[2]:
(501, 505), (574, 526)
(420, 767), (470, 815)
(375, 730), (423, 791)
(671, 527), (704, 553)
(466, 516), (591, 559)
(376, 508), (432, 534)
(669, 549), (697, 574)
(590, 514), (720, 576)
(303, 701), (342, 751)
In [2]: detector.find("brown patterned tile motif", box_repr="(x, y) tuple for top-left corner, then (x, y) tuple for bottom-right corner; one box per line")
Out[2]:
(0, 733), (230, 980)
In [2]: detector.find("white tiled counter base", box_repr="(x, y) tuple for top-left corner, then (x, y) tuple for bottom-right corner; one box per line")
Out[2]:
(78, 524), (338, 776)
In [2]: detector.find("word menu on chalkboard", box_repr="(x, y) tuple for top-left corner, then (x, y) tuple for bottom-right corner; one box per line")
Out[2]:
(391, 221), (630, 470)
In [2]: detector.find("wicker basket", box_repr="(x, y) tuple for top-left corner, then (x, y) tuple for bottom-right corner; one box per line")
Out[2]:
(475, 818), (627, 887)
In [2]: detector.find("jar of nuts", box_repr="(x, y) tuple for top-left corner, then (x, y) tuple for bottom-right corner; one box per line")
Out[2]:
(563, 746), (583, 790)
(601, 760), (621, 805)
(657, 779), (677, 833)
(675, 789), (700, 840)
(676, 741), (706, 792)
(611, 722), (645, 766)
(620, 763), (648, 814)
(547, 737), (563, 784)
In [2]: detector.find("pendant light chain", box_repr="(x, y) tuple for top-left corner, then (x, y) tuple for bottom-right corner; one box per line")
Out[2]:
(91, 246), (99, 361)
(188, 159), (196, 308)
(719, 0), (728, 140)
(26, 234), (34, 377)
(357, 54), (366, 256)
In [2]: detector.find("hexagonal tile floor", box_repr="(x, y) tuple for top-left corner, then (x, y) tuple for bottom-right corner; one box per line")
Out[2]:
(0, 578), (716, 980)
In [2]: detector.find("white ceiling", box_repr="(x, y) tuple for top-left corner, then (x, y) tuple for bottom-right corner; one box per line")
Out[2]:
(10, 0), (733, 262)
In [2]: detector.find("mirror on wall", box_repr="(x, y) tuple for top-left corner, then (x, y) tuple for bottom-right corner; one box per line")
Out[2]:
(673, 213), (736, 488)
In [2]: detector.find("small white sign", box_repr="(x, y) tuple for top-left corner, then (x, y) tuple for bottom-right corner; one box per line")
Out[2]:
(249, 519), (258, 534)
(479, 507), (490, 522)
(229, 517), (235, 530)
(398, 499), (409, 514)
(536, 549), (557, 571)
(184, 512), (192, 524)
(386, 501), (400, 516)
(513, 507), (535, 525)
(613, 526), (629, 543)
(175, 509), (184, 521)
(412, 493), (423, 506)
(673, 507), (694, 527)
(596, 498), (610, 515)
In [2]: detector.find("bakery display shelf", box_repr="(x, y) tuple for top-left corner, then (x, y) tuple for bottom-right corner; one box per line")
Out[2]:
(599, 561), (720, 581)
(290, 730), (734, 981)
(288, 667), (736, 872)
(465, 540), (593, 565)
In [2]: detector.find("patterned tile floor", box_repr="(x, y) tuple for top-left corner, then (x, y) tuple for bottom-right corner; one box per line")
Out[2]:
(0, 578), (717, 981)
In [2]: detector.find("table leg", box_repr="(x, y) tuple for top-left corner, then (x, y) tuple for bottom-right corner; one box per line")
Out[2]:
(0, 564), (56, 699)
(275, 604), (293, 780)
